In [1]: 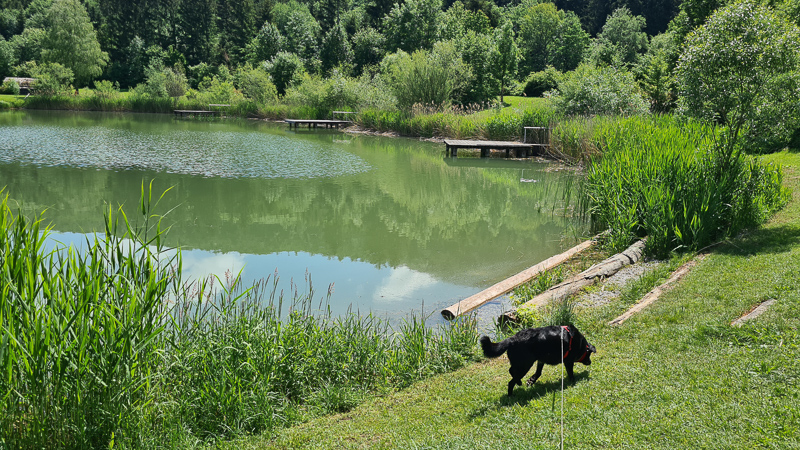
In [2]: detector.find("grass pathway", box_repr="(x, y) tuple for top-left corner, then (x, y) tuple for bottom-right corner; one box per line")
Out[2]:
(233, 151), (800, 449)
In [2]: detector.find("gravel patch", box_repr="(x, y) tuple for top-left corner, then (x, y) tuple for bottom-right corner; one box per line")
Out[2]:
(574, 260), (664, 308)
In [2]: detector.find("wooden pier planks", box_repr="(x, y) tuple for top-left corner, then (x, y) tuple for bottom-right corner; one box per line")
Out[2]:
(441, 237), (598, 320)
(285, 119), (353, 129)
(443, 139), (540, 158)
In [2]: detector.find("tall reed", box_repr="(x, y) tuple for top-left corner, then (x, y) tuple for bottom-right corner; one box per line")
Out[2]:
(582, 116), (789, 256)
(0, 186), (479, 449)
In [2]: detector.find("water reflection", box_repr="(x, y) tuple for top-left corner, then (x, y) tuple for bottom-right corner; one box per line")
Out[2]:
(0, 110), (587, 320)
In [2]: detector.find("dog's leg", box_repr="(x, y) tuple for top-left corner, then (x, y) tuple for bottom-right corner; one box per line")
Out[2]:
(526, 361), (545, 386)
(508, 361), (534, 396)
(565, 361), (575, 382)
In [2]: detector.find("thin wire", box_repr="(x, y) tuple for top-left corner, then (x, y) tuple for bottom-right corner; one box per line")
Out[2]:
(560, 327), (565, 450)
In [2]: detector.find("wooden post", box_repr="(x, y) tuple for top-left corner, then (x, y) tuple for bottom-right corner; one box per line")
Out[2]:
(441, 237), (598, 320)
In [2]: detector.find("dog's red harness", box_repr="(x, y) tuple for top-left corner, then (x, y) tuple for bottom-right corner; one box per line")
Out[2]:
(561, 326), (591, 362)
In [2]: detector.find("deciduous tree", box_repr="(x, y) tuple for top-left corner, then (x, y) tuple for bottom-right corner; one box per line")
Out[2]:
(40, 0), (107, 86)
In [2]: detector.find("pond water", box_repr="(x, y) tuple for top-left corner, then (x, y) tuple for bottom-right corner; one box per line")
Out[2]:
(0, 110), (588, 322)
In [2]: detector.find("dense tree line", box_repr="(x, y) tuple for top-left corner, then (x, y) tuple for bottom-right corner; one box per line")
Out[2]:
(2, 0), (800, 152)
(0, 0), (680, 89)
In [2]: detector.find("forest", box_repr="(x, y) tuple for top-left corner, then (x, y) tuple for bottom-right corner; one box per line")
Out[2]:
(2, 0), (800, 157)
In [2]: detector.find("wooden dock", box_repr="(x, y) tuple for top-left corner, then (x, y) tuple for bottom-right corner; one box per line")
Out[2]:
(444, 139), (540, 158)
(285, 119), (352, 129)
(174, 110), (220, 117)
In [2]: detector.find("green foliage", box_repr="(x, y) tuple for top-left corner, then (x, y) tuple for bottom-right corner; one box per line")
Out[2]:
(0, 78), (19, 94)
(522, 66), (561, 97)
(9, 26), (44, 65)
(351, 27), (385, 75)
(234, 63), (277, 103)
(0, 187), (479, 447)
(677, 0), (800, 153)
(455, 30), (497, 105)
(382, 41), (470, 110)
(0, 36), (12, 79)
(264, 51), (305, 96)
(134, 65), (188, 99)
(635, 31), (679, 113)
(320, 23), (353, 75)
(22, 61), (74, 95)
(39, 0), (108, 86)
(552, 63), (648, 116)
(246, 21), (286, 64)
(583, 116), (789, 256)
(383, 0), (442, 52)
(515, 3), (588, 74)
(491, 21), (518, 103)
(271, 1), (320, 66)
(589, 7), (649, 67)
(285, 70), (394, 117)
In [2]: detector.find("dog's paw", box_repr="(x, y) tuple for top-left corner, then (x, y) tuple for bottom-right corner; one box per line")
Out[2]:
(526, 377), (538, 386)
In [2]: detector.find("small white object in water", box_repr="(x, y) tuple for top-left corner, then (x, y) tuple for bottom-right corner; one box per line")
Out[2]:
(520, 178), (538, 183)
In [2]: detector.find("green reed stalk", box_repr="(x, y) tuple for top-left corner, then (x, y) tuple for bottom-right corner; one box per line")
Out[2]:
(1, 184), (479, 448)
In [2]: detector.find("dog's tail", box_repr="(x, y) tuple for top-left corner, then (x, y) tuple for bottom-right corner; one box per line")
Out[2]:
(480, 335), (510, 358)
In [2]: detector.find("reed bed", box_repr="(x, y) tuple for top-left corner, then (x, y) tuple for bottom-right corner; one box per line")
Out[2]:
(0, 186), (479, 449)
(582, 116), (789, 256)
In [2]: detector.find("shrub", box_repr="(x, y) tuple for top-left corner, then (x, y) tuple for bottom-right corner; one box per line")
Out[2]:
(264, 51), (305, 96)
(381, 41), (471, 110)
(552, 63), (648, 116)
(234, 63), (278, 104)
(0, 79), (19, 95)
(522, 66), (561, 97)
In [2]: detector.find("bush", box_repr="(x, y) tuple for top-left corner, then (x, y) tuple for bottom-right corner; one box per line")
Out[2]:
(0, 79), (20, 95)
(521, 66), (561, 97)
(284, 70), (395, 118)
(552, 63), (648, 116)
(381, 41), (471, 110)
(234, 63), (278, 104)
(264, 51), (305, 96)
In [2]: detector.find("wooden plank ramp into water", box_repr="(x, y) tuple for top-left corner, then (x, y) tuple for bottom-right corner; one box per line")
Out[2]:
(441, 237), (598, 320)
(285, 119), (353, 129)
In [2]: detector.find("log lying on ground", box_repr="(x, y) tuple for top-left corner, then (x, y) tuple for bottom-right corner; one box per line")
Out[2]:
(441, 237), (598, 320)
(608, 254), (706, 326)
(731, 298), (776, 327)
(501, 239), (647, 323)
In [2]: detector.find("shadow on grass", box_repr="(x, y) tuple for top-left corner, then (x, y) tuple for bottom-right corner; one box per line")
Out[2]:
(714, 225), (800, 257)
(468, 372), (590, 419)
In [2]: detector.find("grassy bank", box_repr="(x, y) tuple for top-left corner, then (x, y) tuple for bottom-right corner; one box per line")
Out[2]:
(239, 150), (800, 449)
(0, 186), (479, 449)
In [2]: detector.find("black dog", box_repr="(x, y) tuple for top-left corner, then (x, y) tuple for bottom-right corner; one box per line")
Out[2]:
(480, 324), (596, 396)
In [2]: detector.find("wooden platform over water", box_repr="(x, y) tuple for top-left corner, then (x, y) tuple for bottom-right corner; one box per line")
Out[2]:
(285, 119), (352, 129)
(444, 139), (543, 158)
(174, 110), (221, 117)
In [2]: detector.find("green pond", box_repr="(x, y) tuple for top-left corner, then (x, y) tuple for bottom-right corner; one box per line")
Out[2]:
(0, 110), (588, 322)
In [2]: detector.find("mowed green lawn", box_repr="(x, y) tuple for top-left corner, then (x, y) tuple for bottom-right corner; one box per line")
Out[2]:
(228, 150), (800, 449)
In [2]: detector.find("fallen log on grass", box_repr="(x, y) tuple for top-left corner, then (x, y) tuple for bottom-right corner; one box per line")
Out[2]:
(500, 239), (647, 323)
(608, 254), (706, 326)
(441, 237), (599, 320)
